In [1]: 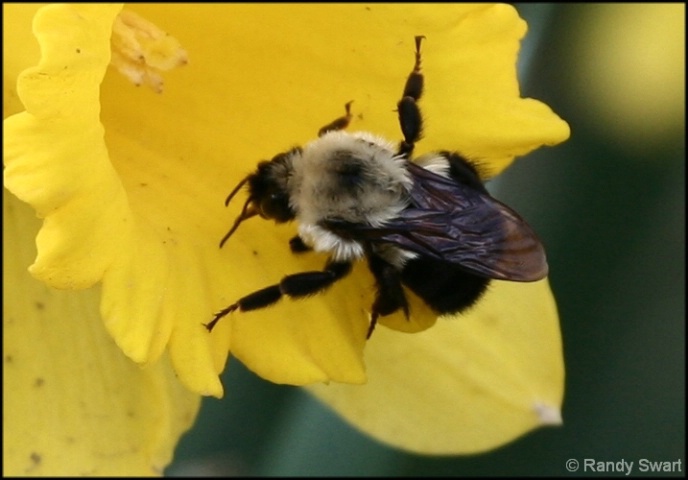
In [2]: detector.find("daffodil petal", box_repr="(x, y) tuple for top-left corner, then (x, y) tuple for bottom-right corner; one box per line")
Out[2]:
(2, 4), (226, 396)
(418, 4), (571, 175)
(3, 4), (43, 117)
(307, 278), (564, 454)
(2, 191), (200, 476)
(4, 3), (127, 289)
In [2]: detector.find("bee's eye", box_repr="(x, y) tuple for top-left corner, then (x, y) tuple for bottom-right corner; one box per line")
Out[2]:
(259, 192), (293, 222)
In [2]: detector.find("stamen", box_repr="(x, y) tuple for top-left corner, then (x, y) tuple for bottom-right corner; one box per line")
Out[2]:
(110, 9), (188, 93)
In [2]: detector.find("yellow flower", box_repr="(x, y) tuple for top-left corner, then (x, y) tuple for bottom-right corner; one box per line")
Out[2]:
(3, 191), (200, 475)
(3, 5), (200, 475)
(3, 2), (570, 470)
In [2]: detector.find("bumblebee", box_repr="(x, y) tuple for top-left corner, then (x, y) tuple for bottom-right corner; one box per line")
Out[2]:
(207, 36), (547, 338)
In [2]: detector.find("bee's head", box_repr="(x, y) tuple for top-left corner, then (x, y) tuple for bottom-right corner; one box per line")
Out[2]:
(219, 148), (299, 248)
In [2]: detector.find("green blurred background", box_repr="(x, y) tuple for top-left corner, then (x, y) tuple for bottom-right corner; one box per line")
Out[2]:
(167, 4), (685, 476)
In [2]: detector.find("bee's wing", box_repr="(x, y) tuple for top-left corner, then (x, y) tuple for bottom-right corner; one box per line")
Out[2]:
(378, 199), (548, 281)
(325, 162), (548, 281)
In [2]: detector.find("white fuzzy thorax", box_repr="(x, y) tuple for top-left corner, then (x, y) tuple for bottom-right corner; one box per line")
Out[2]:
(287, 131), (414, 261)
(298, 223), (366, 261)
(284, 132), (452, 265)
(414, 152), (451, 177)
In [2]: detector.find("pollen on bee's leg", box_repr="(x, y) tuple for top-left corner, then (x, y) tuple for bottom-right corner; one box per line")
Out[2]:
(110, 9), (188, 93)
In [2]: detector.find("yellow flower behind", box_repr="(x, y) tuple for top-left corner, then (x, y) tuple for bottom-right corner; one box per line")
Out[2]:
(4, 2), (569, 466)
(3, 191), (200, 475)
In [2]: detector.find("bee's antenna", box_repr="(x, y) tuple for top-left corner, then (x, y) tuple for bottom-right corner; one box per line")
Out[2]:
(219, 195), (259, 248)
(219, 174), (258, 248)
(224, 175), (251, 207)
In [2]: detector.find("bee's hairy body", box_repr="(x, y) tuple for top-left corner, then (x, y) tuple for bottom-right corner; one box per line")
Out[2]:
(208, 36), (547, 338)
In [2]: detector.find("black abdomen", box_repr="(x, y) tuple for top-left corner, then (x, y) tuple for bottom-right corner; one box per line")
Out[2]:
(401, 256), (490, 315)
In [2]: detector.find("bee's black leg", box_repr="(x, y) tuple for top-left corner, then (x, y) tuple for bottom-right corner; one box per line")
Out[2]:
(318, 100), (354, 137)
(204, 260), (352, 331)
(397, 35), (425, 157)
(289, 235), (312, 254)
(366, 254), (409, 339)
